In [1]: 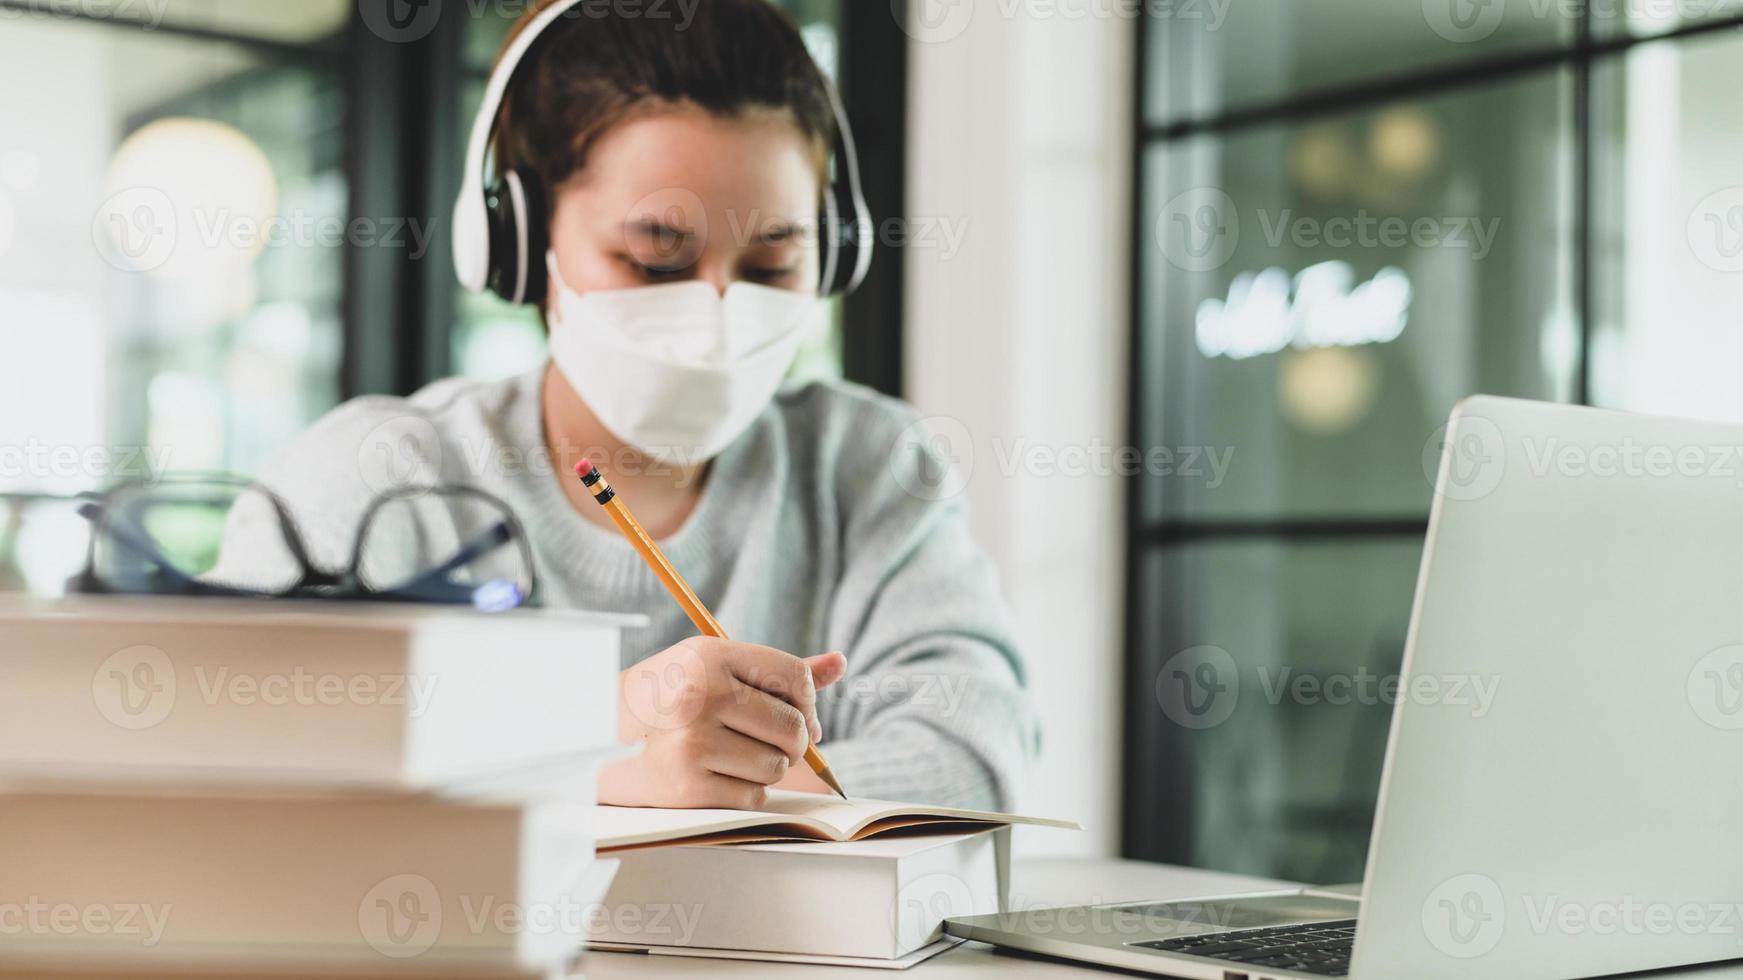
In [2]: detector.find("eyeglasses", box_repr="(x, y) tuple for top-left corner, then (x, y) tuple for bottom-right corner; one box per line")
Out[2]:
(73, 475), (539, 611)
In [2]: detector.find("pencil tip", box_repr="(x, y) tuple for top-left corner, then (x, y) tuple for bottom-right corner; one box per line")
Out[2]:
(819, 768), (849, 800)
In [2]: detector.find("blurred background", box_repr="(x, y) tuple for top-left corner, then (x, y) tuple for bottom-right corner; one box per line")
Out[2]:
(3, 0), (1742, 885)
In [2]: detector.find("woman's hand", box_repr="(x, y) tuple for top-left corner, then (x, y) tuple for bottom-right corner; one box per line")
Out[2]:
(599, 637), (848, 809)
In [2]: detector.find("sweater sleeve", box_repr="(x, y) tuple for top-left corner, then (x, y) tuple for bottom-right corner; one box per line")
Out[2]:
(815, 401), (1041, 812)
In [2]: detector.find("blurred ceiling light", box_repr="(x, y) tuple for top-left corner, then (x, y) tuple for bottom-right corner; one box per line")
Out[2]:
(1279, 346), (1380, 437)
(102, 117), (279, 283)
(1289, 123), (1356, 200)
(1196, 261), (1413, 360)
(1369, 106), (1442, 182)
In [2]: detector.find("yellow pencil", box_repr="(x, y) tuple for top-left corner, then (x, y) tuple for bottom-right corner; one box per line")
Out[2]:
(573, 458), (848, 800)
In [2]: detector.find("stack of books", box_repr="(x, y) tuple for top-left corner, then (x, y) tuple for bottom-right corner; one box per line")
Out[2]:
(586, 791), (1080, 969)
(0, 596), (642, 979)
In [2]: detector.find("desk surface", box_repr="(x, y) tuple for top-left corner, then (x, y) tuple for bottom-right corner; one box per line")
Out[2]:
(578, 859), (1743, 980)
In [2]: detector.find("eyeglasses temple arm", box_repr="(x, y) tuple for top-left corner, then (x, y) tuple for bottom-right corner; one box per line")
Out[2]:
(381, 522), (515, 598)
(74, 502), (253, 598)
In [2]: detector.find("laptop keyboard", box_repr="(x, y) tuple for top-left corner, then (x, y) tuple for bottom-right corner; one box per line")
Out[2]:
(1134, 918), (1358, 976)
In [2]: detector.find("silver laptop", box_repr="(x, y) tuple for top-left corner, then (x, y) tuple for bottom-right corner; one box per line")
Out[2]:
(948, 396), (1743, 979)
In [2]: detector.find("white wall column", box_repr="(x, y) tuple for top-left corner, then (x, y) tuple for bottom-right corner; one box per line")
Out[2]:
(902, 0), (1136, 858)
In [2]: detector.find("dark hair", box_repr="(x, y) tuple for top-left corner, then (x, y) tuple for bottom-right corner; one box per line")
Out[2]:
(494, 0), (837, 198)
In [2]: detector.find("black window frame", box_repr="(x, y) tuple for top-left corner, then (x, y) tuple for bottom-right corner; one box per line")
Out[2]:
(5, 0), (908, 403)
(1123, 6), (1743, 867)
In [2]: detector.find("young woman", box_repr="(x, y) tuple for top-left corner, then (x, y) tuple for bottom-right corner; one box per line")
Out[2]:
(234, 0), (1037, 812)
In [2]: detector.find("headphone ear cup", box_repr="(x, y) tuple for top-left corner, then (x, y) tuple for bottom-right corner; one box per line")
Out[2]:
(483, 170), (550, 306)
(822, 179), (872, 297)
(518, 173), (550, 307)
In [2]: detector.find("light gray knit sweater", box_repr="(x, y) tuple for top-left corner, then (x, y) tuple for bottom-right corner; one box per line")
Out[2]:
(236, 368), (1039, 811)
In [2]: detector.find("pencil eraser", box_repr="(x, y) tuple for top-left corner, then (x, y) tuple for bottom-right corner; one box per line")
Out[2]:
(574, 458), (595, 479)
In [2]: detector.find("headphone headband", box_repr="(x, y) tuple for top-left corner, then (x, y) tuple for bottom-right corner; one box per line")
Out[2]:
(452, 0), (875, 304)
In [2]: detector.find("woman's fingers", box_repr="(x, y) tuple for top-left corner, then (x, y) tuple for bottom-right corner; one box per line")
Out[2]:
(804, 651), (848, 689)
(712, 639), (823, 737)
(694, 724), (794, 786)
(718, 683), (812, 762)
(686, 772), (770, 811)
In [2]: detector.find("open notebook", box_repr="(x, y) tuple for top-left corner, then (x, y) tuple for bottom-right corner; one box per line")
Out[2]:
(596, 789), (1079, 851)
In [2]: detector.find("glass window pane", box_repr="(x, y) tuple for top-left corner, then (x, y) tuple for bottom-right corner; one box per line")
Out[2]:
(0, 19), (345, 498)
(463, 0), (842, 72)
(1594, 0), (1743, 38)
(464, 4), (518, 71)
(1127, 537), (1425, 884)
(1591, 31), (1743, 420)
(1146, 1), (1571, 126)
(1138, 71), (1575, 523)
(152, 0), (351, 42)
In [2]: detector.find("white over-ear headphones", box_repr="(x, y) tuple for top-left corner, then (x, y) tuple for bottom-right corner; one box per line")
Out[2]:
(452, 0), (875, 306)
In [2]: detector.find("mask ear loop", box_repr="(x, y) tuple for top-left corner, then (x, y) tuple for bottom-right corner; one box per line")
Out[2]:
(545, 251), (571, 327)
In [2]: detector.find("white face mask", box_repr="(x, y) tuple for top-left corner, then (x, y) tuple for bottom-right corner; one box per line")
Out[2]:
(546, 252), (824, 465)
